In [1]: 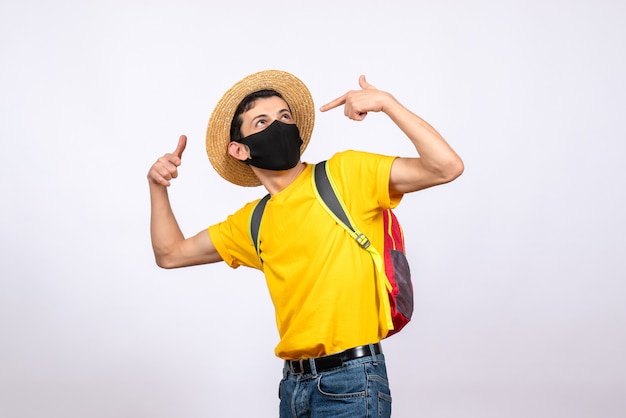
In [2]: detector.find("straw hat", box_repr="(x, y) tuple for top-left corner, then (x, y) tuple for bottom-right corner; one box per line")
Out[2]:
(206, 70), (315, 187)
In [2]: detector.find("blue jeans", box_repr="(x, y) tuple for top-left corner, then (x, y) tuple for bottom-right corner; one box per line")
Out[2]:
(278, 351), (392, 417)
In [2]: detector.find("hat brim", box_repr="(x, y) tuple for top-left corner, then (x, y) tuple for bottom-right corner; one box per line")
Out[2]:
(206, 70), (315, 187)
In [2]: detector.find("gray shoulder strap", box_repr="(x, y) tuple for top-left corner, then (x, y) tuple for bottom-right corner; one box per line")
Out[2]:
(313, 161), (356, 234)
(250, 194), (271, 259)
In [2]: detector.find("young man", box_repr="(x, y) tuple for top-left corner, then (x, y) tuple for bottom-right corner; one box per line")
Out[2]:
(147, 70), (463, 417)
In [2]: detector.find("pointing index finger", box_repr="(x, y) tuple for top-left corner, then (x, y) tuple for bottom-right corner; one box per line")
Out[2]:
(319, 93), (347, 112)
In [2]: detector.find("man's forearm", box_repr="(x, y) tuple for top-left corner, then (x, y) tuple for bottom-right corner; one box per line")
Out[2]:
(384, 99), (462, 178)
(149, 183), (184, 266)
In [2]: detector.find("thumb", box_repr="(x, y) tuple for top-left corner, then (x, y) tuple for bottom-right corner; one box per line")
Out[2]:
(173, 135), (187, 159)
(359, 74), (375, 90)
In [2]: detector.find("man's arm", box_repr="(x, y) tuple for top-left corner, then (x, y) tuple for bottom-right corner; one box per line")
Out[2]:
(320, 75), (464, 195)
(148, 135), (223, 269)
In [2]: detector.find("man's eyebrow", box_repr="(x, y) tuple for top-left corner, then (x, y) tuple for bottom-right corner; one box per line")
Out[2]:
(273, 108), (292, 116)
(251, 113), (268, 122)
(250, 109), (292, 123)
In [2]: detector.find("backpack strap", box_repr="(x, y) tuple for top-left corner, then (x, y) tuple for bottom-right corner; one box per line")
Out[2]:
(313, 161), (371, 249)
(312, 161), (394, 334)
(250, 193), (271, 261)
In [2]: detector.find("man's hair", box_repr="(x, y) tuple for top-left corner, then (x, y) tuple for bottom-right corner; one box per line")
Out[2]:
(230, 89), (286, 142)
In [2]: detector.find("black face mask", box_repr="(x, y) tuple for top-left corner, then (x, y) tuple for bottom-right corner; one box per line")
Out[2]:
(237, 120), (303, 170)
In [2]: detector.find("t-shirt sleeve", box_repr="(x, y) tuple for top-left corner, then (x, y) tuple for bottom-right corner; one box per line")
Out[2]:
(208, 202), (264, 271)
(328, 150), (402, 213)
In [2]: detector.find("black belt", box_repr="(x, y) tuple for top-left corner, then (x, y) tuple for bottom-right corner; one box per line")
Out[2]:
(285, 343), (383, 375)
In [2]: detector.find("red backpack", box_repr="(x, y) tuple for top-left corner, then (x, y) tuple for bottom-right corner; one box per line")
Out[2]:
(250, 161), (414, 337)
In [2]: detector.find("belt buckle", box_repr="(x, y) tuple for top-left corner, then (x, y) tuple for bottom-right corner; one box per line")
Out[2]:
(291, 359), (306, 375)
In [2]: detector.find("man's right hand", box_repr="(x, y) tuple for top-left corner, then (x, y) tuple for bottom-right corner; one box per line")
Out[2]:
(147, 135), (187, 187)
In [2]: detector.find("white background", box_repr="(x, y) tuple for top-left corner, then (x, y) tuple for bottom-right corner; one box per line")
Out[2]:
(1, 0), (625, 417)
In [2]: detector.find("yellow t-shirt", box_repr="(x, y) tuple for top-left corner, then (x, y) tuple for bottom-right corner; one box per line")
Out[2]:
(208, 150), (401, 359)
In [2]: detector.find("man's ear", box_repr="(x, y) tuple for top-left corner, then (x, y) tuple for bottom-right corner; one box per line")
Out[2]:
(227, 141), (250, 161)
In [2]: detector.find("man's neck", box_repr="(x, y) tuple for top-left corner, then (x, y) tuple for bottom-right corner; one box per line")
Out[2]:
(252, 162), (307, 195)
